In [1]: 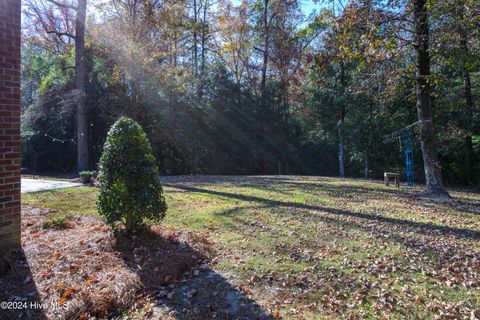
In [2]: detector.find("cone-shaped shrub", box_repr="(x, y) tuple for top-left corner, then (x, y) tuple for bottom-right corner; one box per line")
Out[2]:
(97, 117), (167, 234)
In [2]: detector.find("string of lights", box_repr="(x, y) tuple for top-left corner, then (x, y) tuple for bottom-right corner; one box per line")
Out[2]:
(44, 133), (76, 143)
(26, 123), (95, 144)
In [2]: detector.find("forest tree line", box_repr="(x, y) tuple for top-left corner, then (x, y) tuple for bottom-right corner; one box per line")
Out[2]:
(21, 0), (479, 187)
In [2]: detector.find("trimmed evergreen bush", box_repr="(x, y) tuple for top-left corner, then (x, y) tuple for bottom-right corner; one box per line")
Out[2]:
(97, 117), (167, 234)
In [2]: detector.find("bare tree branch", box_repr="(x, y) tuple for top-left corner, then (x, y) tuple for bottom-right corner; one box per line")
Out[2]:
(45, 0), (77, 11)
(46, 30), (76, 39)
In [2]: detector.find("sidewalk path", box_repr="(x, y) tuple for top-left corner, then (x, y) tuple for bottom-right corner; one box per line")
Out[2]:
(21, 178), (82, 193)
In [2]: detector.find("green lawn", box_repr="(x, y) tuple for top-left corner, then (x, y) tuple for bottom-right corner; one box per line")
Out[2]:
(22, 176), (480, 319)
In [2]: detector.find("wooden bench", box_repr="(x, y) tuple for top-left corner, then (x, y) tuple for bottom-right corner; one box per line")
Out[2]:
(384, 172), (400, 187)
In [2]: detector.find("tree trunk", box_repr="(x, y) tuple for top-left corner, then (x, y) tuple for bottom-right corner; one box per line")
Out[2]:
(338, 61), (346, 178)
(260, 0), (270, 109)
(193, 0), (199, 78)
(364, 154), (369, 179)
(459, 14), (474, 183)
(365, 104), (373, 179)
(413, 0), (449, 198)
(76, 0), (89, 171)
(170, 39), (179, 130)
(199, 0), (208, 99)
(462, 70), (474, 182)
(338, 121), (345, 178)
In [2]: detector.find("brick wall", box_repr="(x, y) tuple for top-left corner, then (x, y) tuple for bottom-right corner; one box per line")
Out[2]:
(0, 0), (21, 249)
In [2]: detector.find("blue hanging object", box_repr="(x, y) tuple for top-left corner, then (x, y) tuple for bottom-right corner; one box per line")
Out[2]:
(401, 131), (414, 187)
(384, 122), (426, 188)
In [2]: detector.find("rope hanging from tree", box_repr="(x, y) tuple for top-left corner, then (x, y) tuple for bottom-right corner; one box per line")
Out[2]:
(382, 120), (430, 143)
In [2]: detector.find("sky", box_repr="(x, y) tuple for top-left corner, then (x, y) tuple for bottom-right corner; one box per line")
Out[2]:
(231, 0), (318, 16)
(85, 0), (320, 20)
(301, 0), (317, 15)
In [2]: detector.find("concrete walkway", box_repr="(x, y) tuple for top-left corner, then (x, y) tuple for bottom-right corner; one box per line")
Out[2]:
(21, 178), (82, 194)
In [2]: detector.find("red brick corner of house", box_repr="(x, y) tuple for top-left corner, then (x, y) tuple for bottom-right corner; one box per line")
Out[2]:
(0, 0), (22, 250)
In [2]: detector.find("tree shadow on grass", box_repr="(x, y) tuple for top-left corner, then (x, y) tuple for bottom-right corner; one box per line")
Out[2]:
(113, 228), (273, 320)
(236, 178), (417, 199)
(162, 175), (419, 203)
(0, 249), (46, 320)
(219, 176), (480, 218)
(216, 204), (476, 264)
(163, 183), (480, 240)
(440, 200), (480, 216)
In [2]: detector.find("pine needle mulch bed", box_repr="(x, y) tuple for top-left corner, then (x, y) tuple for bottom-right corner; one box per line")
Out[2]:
(0, 206), (214, 319)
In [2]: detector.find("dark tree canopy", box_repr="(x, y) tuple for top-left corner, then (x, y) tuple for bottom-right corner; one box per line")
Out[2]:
(20, 0), (480, 188)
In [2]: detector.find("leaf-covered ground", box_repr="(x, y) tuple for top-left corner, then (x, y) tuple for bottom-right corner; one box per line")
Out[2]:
(22, 176), (480, 319)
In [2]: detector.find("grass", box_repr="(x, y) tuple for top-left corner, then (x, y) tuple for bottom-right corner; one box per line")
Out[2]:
(23, 187), (98, 215)
(41, 212), (70, 229)
(22, 176), (480, 319)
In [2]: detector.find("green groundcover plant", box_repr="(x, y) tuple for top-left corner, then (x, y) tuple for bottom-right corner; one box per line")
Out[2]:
(79, 171), (94, 177)
(97, 117), (167, 234)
